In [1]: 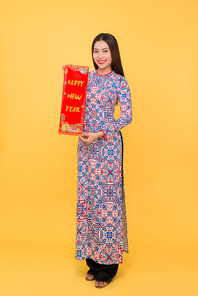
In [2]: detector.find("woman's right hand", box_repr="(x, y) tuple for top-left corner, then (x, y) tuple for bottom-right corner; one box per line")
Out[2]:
(62, 64), (73, 76)
(62, 65), (65, 76)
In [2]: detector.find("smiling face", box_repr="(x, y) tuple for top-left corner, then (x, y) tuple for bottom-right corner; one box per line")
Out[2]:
(93, 40), (112, 75)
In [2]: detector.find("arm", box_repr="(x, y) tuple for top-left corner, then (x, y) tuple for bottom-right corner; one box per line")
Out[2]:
(102, 77), (132, 140)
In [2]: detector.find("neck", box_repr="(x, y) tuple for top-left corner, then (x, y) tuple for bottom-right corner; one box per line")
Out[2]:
(97, 68), (112, 75)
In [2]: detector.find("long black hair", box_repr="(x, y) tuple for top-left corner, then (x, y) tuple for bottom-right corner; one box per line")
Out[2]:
(91, 33), (125, 77)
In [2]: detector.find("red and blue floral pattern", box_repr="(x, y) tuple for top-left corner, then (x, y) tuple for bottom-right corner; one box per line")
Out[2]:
(75, 70), (132, 264)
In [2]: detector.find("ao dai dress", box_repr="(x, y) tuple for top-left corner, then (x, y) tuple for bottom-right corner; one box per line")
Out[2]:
(75, 70), (132, 265)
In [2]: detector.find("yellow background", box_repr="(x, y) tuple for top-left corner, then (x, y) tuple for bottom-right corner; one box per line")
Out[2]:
(0, 0), (198, 295)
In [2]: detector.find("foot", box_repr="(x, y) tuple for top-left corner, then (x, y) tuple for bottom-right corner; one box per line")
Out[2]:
(95, 280), (108, 288)
(85, 273), (95, 281)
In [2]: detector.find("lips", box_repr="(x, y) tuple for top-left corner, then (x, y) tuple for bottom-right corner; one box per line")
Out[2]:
(98, 60), (106, 64)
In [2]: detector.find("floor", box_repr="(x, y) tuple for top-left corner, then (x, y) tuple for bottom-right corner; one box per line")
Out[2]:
(0, 243), (197, 296)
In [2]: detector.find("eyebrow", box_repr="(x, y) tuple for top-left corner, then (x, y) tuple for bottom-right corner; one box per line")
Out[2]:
(94, 47), (109, 50)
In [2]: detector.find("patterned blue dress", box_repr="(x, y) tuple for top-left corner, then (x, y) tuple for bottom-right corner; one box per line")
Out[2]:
(75, 70), (132, 265)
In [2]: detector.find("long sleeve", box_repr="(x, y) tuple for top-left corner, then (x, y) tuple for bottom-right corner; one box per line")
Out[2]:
(102, 77), (132, 140)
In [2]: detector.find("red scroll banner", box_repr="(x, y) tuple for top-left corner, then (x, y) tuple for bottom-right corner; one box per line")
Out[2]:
(58, 65), (89, 135)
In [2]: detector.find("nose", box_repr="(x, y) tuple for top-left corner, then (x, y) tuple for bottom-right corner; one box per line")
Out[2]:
(98, 51), (103, 59)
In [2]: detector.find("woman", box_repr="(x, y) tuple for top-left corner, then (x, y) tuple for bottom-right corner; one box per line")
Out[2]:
(76, 33), (132, 288)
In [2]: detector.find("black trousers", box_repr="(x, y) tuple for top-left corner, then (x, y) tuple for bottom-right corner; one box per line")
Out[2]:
(86, 259), (118, 283)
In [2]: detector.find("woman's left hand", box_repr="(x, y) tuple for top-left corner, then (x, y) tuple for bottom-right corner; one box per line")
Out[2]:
(79, 131), (104, 144)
